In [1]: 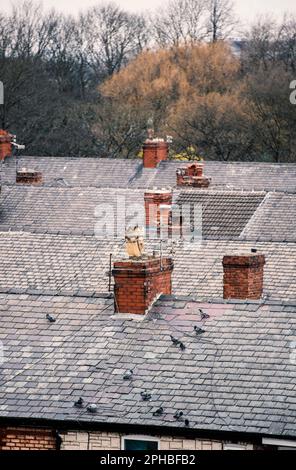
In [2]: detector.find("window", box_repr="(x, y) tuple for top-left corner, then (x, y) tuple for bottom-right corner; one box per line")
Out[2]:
(262, 438), (296, 450)
(122, 436), (159, 451)
(223, 443), (247, 450)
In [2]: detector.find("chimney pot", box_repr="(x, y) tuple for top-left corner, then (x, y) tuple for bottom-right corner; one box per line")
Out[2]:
(223, 254), (265, 300)
(113, 256), (173, 315)
(125, 226), (145, 258)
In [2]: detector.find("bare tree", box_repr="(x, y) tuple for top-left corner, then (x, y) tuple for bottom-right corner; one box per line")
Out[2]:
(46, 14), (80, 93)
(0, 1), (151, 155)
(153, 0), (206, 47)
(206, 0), (236, 42)
(86, 3), (148, 78)
(0, 1), (58, 127)
(243, 14), (296, 72)
(8, 1), (58, 59)
(0, 13), (14, 60)
(245, 67), (296, 162)
(278, 14), (296, 72)
(243, 16), (280, 70)
(93, 96), (147, 158)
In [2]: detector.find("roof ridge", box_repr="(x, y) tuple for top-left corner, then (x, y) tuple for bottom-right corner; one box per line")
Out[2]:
(178, 188), (268, 196)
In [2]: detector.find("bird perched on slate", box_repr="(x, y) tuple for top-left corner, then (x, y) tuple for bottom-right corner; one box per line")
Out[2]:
(46, 313), (56, 323)
(170, 335), (185, 350)
(170, 335), (180, 345)
(199, 309), (210, 320)
(123, 369), (133, 380)
(174, 410), (183, 420)
(74, 397), (84, 408)
(194, 326), (205, 335)
(87, 404), (97, 413)
(184, 419), (190, 427)
(179, 341), (186, 351)
(153, 407), (164, 417)
(141, 391), (151, 401)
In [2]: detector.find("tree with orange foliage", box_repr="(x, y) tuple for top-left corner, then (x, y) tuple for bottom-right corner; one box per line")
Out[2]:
(95, 42), (241, 157)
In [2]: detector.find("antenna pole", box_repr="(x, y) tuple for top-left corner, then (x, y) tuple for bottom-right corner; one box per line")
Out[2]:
(108, 253), (112, 292)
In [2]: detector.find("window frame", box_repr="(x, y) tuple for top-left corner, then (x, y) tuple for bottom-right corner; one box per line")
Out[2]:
(121, 435), (160, 451)
(223, 443), (247, 450)
(262, 438), (296, 449)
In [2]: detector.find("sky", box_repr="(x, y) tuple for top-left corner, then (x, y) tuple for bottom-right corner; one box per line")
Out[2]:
(1, 0), (296, 25)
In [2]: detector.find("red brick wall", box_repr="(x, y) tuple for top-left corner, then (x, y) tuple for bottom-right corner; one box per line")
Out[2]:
(113, 257), (173, 314)
(143, 141), (168, 168)
(0, 426), (56, 450)
(223, 254), (265, 300)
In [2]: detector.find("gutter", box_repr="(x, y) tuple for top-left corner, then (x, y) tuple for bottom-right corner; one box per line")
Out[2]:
(0, 416), (295, 446)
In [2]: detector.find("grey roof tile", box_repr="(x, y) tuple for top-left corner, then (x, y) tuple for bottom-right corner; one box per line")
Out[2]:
(0, 294), (294, 436)
(176, 190), (265, 239)
(0, 153), (295, 439)
(0, 185), (295, 244)
(2, 156), (296, 193)
(0, 186), (145, 236)
(0, 233), (293, 301)
(7, 156), (141, 188)
(145, 161), (296, 193)
(240, 192), (296, 242)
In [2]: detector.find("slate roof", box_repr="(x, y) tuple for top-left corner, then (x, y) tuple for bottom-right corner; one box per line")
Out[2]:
(240, 193), (296, 242)
(172, 240), (296, 301)
(2, 156), (296, 193)
(0, 293), (295, 437)
(0, 232), (115, 295)
(1, 184), (294, 243)
(175, 191), (265, 239)
(0, 152), (295, 438)
(0, 186), (145, 236)
(1, 156), (295, 243)
(131, 160), (296, 193)
(0, 186), (267, 240)
(2, 156), (141, 189)
(0, 233), (295, 301)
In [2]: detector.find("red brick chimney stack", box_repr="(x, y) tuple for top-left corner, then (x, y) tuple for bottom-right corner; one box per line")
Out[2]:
(223, 253), (266, 300)
(0, 130), (13, 160)
(143, 139), (169, 169)
(16, 169), (43, 185)
(144, 189), (172, 238)
(112, 257), (174, 315)
(176, 163), (211, 188)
